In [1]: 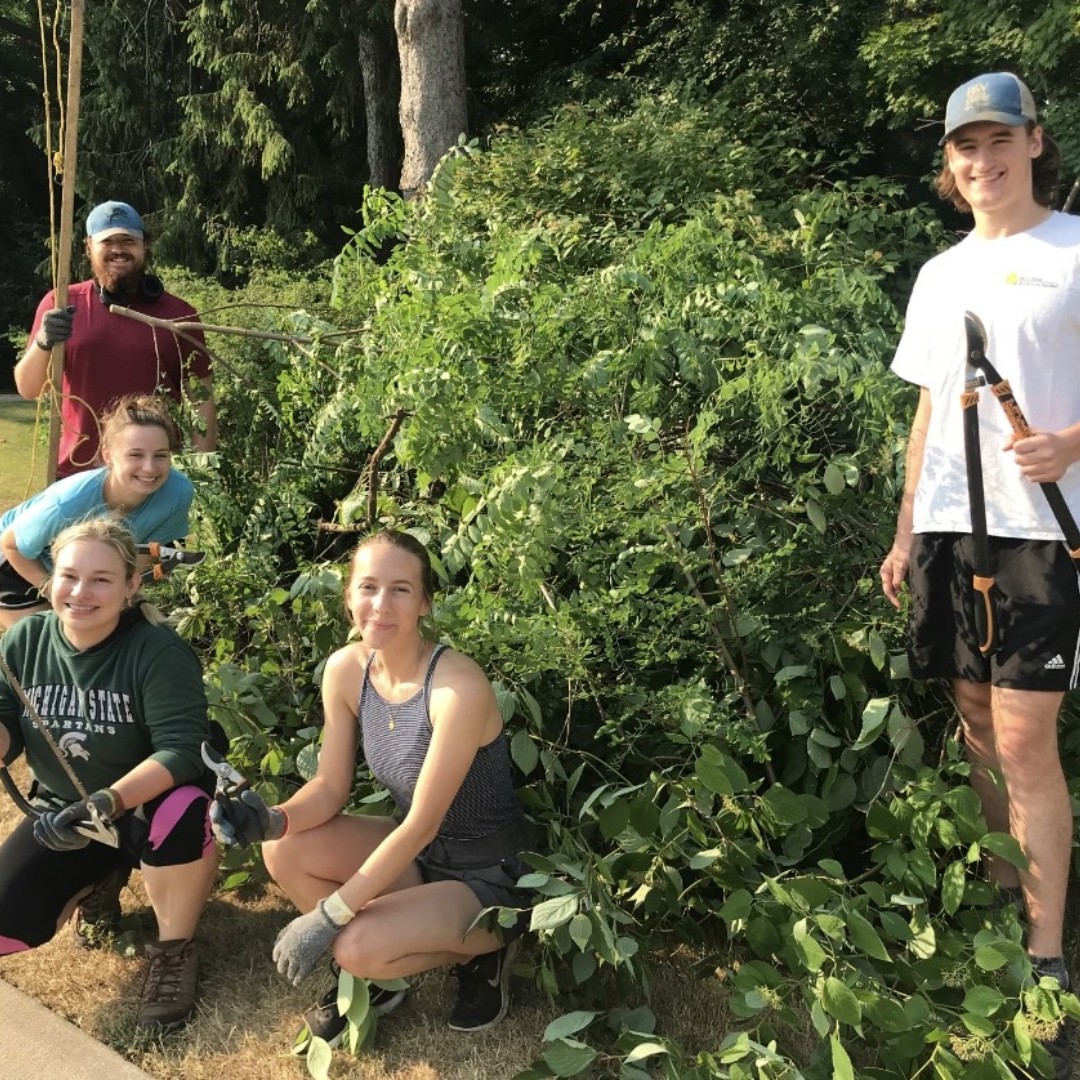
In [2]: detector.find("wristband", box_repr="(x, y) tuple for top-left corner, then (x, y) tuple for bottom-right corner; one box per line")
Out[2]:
(321, 890), (357, 927)
(35, 337), (51, 351)
(90, 787), (125, 820)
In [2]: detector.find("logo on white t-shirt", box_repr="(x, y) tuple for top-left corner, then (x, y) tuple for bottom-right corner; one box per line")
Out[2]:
(1005, 271), (1059, 289)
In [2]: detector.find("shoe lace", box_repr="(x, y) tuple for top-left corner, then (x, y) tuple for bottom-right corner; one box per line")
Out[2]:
(143, 946), (189, 1003)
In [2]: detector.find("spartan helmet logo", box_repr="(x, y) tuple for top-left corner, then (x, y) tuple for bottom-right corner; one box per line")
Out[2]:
(964, 82), (994, 112)
(58, 732), (91, 761)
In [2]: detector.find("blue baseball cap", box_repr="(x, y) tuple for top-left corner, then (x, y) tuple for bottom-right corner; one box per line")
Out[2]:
(85, 200), (144, 240)
(940, 72), (1038, 145)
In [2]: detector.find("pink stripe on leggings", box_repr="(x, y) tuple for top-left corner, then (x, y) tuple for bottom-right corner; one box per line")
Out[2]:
(148, 787), (211, 854)
(0, 935), (30, 955)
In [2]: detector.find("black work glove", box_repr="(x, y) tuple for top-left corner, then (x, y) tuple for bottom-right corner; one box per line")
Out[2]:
(36, 305), (76, 349)
(209, 789), (286, 847)
(32, 788), (123, 851)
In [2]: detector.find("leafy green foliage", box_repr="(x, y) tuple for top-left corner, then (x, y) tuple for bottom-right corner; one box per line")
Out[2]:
(174, 90), (1080, 1076)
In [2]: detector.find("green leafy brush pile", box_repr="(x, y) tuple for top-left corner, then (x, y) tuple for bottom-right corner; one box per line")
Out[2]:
(164, 92), (1080, 1078)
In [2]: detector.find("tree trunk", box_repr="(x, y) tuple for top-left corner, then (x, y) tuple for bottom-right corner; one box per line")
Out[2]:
(358, 22), (402, 192)
(393, 0), (466, 196)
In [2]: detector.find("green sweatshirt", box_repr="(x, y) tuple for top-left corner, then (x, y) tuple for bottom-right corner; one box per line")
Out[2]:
(0, 609), (210, 802)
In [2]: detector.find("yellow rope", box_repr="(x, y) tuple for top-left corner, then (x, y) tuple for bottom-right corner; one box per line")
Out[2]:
(26, 0), (89, 498)
(24, 0), (61, 503)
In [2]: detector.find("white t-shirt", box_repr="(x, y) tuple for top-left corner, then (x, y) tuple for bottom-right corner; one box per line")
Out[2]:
(892, 211), (1080, 539)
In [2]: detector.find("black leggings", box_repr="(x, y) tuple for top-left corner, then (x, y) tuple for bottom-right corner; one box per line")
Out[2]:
(0, 784), (211, 954)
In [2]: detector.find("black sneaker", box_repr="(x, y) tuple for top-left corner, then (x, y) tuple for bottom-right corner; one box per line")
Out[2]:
(74, 865), (131, 949)
(292, 969), (406, 1054)
(447, 940), (519, 1032)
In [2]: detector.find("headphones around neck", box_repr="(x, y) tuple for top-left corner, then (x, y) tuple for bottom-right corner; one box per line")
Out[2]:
(97, 273), (164, 308)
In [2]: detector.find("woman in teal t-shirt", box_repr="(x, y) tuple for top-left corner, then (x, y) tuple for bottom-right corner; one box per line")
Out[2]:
(0, 393), (193, 629)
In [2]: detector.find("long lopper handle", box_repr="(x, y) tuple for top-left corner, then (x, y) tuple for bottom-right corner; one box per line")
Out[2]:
(990, 380), (1080, 556)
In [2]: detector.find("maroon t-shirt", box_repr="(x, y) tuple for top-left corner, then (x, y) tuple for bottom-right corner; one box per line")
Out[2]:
(30, 280), (212, 476)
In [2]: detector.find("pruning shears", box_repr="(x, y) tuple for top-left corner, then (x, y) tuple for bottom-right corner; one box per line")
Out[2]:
(137, 543), (207, 585)
(72, 797), (122, 847)
(200, 740), (249, 803)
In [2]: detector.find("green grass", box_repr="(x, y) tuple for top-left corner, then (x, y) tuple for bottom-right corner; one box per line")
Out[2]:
(0, 398), (50, 513)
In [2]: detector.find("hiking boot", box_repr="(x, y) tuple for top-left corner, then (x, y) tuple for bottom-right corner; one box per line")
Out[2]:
(447, 940), (518, 1032)
(291, 967), (406, 1054)
(74, 865), (130, 949)
(136, 938), (198, 1030)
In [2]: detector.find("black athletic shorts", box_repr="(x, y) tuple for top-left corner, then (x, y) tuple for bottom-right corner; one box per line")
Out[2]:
(0, 559), (44, 611)
(416, 820), (537, 940)
(907, 532), (1080, 690)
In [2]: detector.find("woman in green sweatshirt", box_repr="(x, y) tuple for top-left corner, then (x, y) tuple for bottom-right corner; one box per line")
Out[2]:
(0, 516), (215, 1031)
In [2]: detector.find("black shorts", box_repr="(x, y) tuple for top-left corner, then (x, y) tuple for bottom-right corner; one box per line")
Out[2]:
(417, 821), (537, 940)
(0, 783), (212, 952)
(908, 532), (1080, 690)
(0, 560), (44, 611)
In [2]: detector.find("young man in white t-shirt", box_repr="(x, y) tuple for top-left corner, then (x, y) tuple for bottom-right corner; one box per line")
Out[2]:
(880, 72), (1079, 1078)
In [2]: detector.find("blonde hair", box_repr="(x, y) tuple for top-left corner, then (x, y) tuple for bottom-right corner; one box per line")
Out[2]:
(46, 516), (167, 624)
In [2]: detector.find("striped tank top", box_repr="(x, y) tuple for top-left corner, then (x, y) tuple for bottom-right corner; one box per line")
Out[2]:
(359, 644), (522, 840)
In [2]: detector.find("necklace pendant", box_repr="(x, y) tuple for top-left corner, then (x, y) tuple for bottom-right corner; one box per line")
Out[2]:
(388, 717), (395, 730)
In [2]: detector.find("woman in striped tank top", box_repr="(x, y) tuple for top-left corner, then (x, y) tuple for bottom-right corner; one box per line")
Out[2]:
(210, 529), (535, 1050)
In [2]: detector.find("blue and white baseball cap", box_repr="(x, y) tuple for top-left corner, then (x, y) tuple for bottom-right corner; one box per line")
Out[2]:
(85, 200), (144, 240)
(940, 73), (1037, 145)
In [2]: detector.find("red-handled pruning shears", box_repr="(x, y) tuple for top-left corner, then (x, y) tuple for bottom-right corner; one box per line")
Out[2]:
(138, 543), (206, 585)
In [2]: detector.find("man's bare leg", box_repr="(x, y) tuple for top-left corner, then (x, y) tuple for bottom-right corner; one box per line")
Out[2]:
(955, 678), (1070, 957)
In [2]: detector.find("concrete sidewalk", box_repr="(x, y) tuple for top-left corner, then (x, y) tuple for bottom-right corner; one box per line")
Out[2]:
(0, 978), (152, 1079)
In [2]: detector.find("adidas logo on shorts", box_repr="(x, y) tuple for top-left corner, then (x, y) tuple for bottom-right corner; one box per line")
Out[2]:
(1044, 654), (1066, 670)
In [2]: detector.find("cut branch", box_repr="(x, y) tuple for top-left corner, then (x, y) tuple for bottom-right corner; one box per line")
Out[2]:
(108, 305), (317, 345)
(364, 408), (410, 527)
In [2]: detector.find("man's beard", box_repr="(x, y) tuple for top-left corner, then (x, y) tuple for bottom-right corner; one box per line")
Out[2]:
(95, 258), (144, 296)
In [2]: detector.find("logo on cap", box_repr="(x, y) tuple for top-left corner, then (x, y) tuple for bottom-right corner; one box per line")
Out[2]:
(963, 83), (994, 113)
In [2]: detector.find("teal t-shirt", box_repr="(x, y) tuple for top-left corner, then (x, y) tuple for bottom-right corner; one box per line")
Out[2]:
(0, 467), (192, 571)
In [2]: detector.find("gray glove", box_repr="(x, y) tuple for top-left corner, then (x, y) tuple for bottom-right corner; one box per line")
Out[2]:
(209, 789), (285, 847)
(33, 788), (121, 851)
(273, 900), (344, 985)
(36, 306), (76, 349)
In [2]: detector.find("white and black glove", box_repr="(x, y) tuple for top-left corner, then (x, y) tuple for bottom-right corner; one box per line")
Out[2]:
(35, 305), (76, 350)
